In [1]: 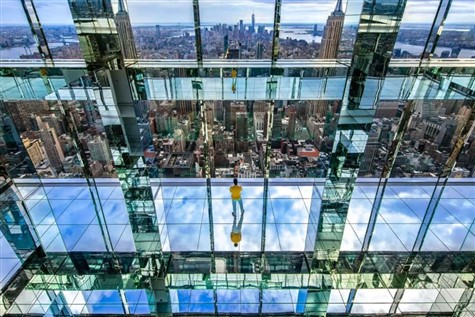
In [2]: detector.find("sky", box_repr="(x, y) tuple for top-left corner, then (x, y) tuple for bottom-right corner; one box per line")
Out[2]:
(0, 0), (474, 26)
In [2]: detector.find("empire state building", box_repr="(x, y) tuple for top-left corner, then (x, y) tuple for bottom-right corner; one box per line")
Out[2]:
(114, 0), (138, 59)
(319, 0), (345, 59)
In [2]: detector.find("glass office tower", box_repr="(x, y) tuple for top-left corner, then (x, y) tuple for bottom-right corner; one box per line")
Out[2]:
(0, 0), (474, 315)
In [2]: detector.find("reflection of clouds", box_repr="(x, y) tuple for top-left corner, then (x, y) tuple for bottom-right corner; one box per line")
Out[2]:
(388, 186), (431, 199)
(428, 224), (468, 251)
(441, 186), (464, 199)
(87, 290), (124, 314)
(265, 223), (281, 251)
(369, 224), (406, 251)
(276, 224), (307, 251)
(269, 186), (303, 199)
(102, 200), (129, 224)
(379, 199), (421, 224)
(452, 185), (475, 199)
(184, 290), (215, 313)
(62, 291), (87, 315)
(402, 199), (430, 220)
(462, 239), (475, 255)
(174, 186), (207, 199)
(438, 199), (475, 224)
(352, 289), (394, 314)
(48, 186), (84, 200)
(421, 230), (449, 251)
(340, 223), (363, 251)
(262, 290), (297, 314)
(432, 206), (459, 223)
(346, 198), (372, 224)
(270, 198), (309, 224)
(57, 200), (95, 224)
(166, 199), (205, 224)
(167, 224), (202, 251)
(399, 289), (440, 313)
(74, 225), (107, 251)
(217, 289), (259, 313)
(124, 290), (150, 314)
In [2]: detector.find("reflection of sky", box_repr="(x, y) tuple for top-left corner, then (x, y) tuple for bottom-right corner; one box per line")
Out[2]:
(1, 0), (473, 25)
(0, 231), (22, 289)
(7, 289), (151, 315)
(12, 180), (475, 254)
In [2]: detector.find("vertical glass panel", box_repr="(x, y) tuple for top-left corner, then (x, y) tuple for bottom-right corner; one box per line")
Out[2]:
(127, 0), (196, 59)
(390, 99), (472, 177)
(270, 100), (341, 178)
(4, 100), (115, 179)
(336, 0), (363, 59)
(359, 100), (405, 177)
(398, 289), (440, 313)
(0, 0), (40, 59)
(144, 99), (202, 178)
(32, 0), (83, 59)
(392, 0), (439, 58)
(280, 0), (345, 59)
(199, 0), (274, 59)
(0, 232), (22, 289)
(435, 0), (475, 58)
(351, 289), (394, 314)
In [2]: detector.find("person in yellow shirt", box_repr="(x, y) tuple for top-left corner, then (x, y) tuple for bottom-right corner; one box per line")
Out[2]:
(229, 178), (244, 216)
(229, 178), (245, 247)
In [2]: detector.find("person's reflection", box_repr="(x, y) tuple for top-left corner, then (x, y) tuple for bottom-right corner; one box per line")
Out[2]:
(229, 178), (245, 247)
(230, 207), (245, 247)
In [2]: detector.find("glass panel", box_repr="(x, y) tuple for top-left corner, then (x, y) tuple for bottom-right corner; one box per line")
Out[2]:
(435, 0), (475, 58)
(199, 0), (274, 59)
(32, 0), (83, 59)
(127, 0), (196, 59)
(390, 99), (473, 178)
(392, 0), (439, 58)
(4, 100), (115, 179)
(280, 0), (345, 59)
(0, 0), (40, 59)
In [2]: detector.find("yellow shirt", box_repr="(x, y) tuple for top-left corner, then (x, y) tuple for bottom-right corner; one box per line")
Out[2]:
(229, 185), (242, 200)
(230, 232), (241, 243)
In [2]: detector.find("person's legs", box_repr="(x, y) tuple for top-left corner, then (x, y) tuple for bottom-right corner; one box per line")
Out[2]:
(238, 198), (244, 213)
(232, 199), (237, 215)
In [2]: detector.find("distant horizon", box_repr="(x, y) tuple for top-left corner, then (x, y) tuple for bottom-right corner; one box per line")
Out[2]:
(1, 22), (474, 27)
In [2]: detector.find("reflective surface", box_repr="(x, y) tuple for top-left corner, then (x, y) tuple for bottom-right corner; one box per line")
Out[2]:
(1, 0), (475, 315)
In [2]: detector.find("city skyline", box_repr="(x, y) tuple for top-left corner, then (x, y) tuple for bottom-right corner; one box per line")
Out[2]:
(0, 0), (474, 25)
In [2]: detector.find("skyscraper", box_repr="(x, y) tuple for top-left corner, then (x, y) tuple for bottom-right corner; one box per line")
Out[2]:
(223, 34), (229, 56)
(319, 0), (344, 59)
(114, 0), (138, 59)
(256, 42), (264, 59)
(38, 128), (64, 169)
(287, 105), (297, 139)
(251, 13), (256, 33)
(235, 112), (248, 141)
(87, 136), (112, 164)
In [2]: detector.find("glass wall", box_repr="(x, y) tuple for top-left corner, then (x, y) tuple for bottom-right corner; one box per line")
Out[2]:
(33, 0), (83, 59)
(127, 0), (196, 59)
(3, 100), (115, 179)
(199, 0), (275, 59)
(0, 0), (40, 59)
(435, 0), (475, 58)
